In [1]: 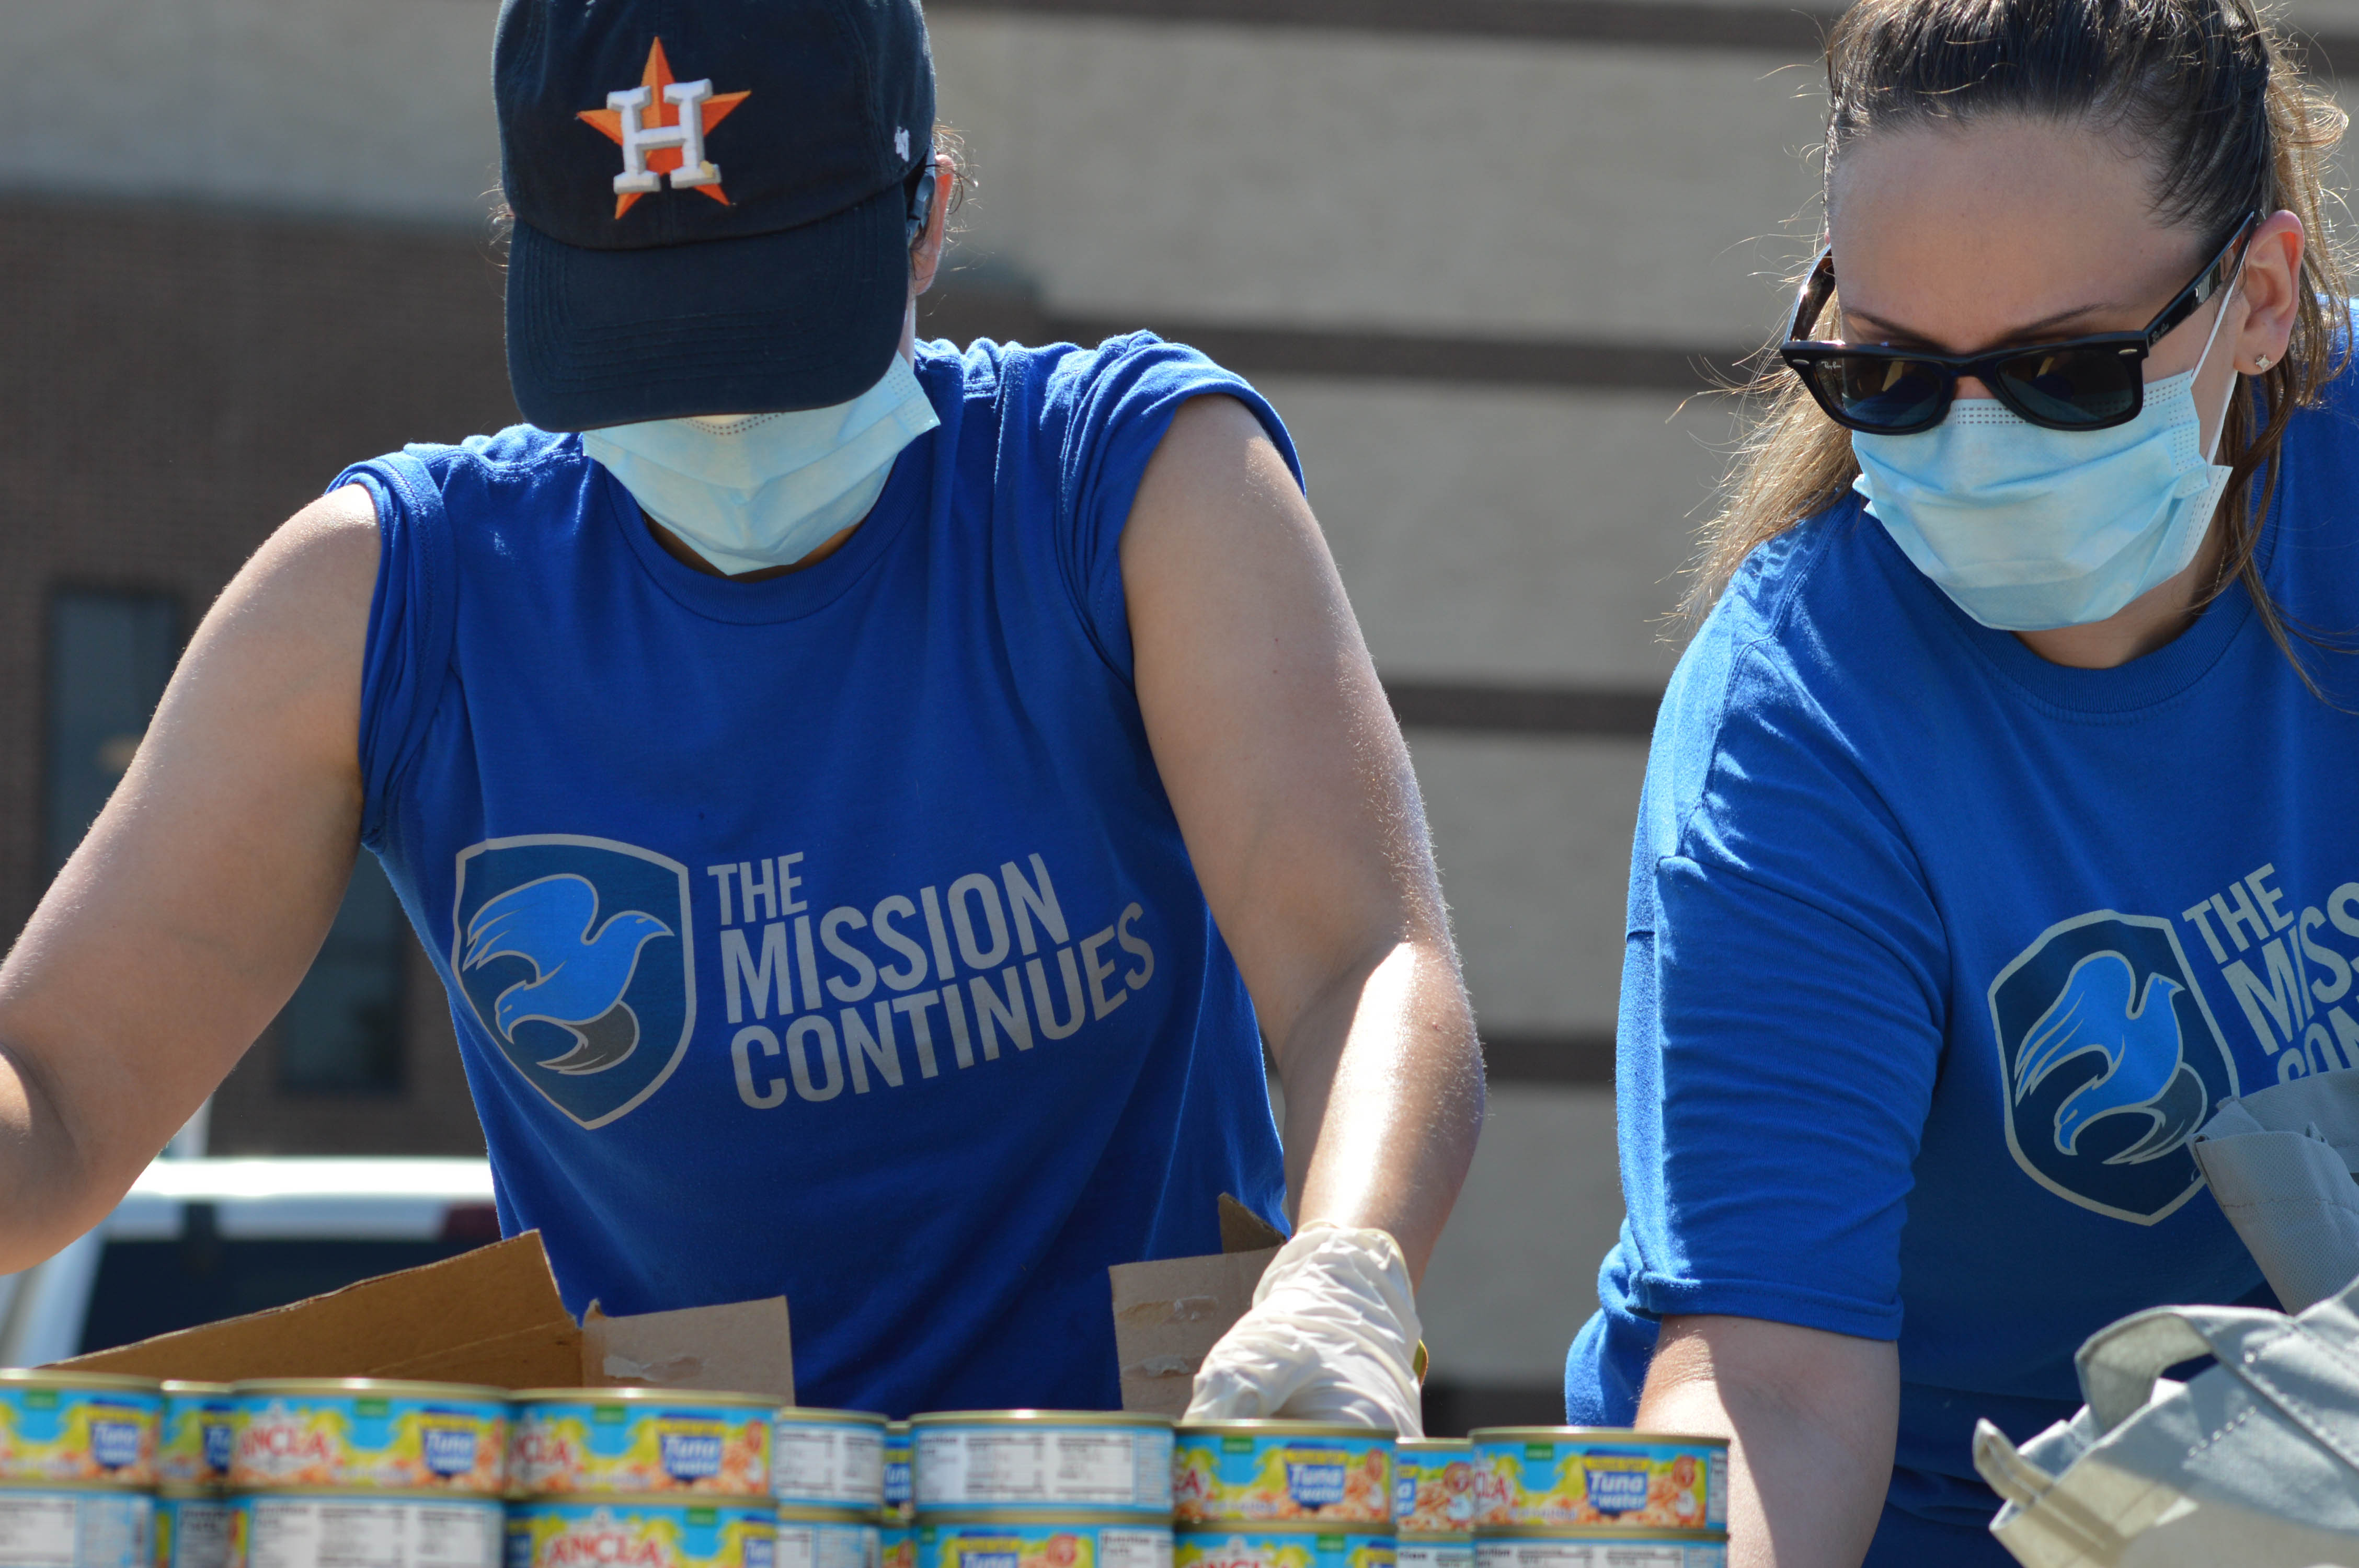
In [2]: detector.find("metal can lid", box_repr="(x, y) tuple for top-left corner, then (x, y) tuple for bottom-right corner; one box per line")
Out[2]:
(886, 1423), (910, 1436)
(503, 1495), (778, 1513)
(910, 1411), (1175, 1431)
(0, 1481), (158, 1496)
(1174, 1523), (1393, 1538)
(0, 1370), (165, 1396)
(1175, 1421), (1396, 1443)
(230, 1379), (510, 1403)
(1464, 1429), (1726, 1450)
(508, 1388), (778, 1413)
(161, 1382), (234, 1399)
(773, 1408), (890, 1429)
(773, 1508), (884, 1526)
(1396, 1535), (1475, 1544)
(920, 1513), (1178, 1529)
(1476, 1529), (1728, 1543)
(1395, 1441), (1471, 1457)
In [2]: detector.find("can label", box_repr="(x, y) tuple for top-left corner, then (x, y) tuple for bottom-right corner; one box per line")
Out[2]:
(157, 1498), (233, 1568)
(918, 1523), (1170, 1568)
(771, 1518), (875, 1568)
(1471, 1440), (1722, 1532)
(0, 1386), (163, 1488)
(880, 1436), (910, 1517)
(877, 1531), (910, 1568)
(1172, 1435), (1391, 1526)
(914, 1428), (1172, 1514)
(0, 1490), (153, 1568)
(1392, 1452), (1472, 1537)
(231, 1496), (504, 1568)
(1474, 1540), (1722, 1568)
(1390, 1546), (1469, 1568)
(511, 1405), (770, 1500)
(503, 1502), (775, 1568)
(161, 1396), (239, 1491)
(770, 1421), (884, 1509)
(1171, 1530), (1392, 1568)
(232, 1394), (507, 1495)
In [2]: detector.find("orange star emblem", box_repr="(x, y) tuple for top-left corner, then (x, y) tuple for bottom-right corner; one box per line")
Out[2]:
(577, 39), (751, 218)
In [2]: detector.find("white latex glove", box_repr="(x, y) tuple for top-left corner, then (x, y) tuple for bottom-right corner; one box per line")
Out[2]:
(1185, 1221), (1424, 1437)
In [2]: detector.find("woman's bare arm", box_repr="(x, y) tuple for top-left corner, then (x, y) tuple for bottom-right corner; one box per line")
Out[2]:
(1640, 1314), (1899, 1568)
(1121, 395), (1485, 1279)
(0, 486), (380, 1270)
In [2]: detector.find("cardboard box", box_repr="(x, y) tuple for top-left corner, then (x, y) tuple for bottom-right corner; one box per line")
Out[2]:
(54, 1230), (795, 1398)
(1108, 1196), (1286, 1415)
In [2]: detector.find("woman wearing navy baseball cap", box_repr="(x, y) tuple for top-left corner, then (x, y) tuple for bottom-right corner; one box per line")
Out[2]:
(0, 0), (1482, 1426)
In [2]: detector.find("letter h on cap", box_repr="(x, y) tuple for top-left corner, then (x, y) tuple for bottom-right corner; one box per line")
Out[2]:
(609, 78), (718, 194)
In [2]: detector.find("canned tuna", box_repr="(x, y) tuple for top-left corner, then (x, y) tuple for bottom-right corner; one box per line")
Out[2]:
(915, 1516), (1173, 1568)
(770, 1414), (885, 1511)
(771, 1512), (877, 1568)
(229, 1494), (503, 1568)
(230, 1383), (507, 1496)
(1390, 1444), (1471, 1538)
(1474, 1534), (1724, 1568)
(508, 1392), (773, 1500)
(0, 1372), (164, 1489)
(0, 1486), (154, 1568)
(161, 1387), (236, 1492)
(1172, 1527), (1393, 1568)
(877, 1525), (910, 1568)
(880, 1429), (910, 1524)
(156, 1494), (234, 1568)
(1171, 1426), (1393, 1527)
(1467, 1433), (1724, 1534)
(502, 1498), (776, 1568)
(911, 1416), (1172, 1517)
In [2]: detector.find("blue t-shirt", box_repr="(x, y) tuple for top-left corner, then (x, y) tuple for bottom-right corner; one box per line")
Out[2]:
(341, 334), (1292, 1416)
(1566, 368), (2359, 1558)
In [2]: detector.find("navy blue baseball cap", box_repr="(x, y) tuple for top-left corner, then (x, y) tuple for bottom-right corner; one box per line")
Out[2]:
(495, 0), (936, 430)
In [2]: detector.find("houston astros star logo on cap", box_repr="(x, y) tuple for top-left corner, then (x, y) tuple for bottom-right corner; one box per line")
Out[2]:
(577, 39), (750, 217)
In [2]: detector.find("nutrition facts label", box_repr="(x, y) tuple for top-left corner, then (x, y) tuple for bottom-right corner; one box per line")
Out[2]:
(772, 1427), (886, 1505)
(162, 1501), (234, 1568)
(773, 1523), (878, 1568)
(1476, 1541), (1715, 1568)
(916, 1427), (1173, 1510)
(245, 1500), (503, 1568)
(1095, 1529), (1172, 1568)
(1395, 1546), (1473, 1568)
(0, 1492), (151, 1568)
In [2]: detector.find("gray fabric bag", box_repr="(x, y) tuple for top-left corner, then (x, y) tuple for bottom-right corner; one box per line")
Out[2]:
(1969, 1074), (2359, 1565)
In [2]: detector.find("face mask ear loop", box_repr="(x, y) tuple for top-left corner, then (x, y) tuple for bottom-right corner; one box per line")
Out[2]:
(2193, 263), (2247, 465)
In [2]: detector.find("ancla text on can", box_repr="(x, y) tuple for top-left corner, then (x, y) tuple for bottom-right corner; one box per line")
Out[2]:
(1474, 1532), (1724, 1568)
(912, 1415), (1172, 1517)
(230, 1383), (507, 1496)
(230, 1493), (504, 1568)
(1467, 1432), (1724, 1534)
(157, 1493), (235, 1568)
(0, 1372), (164, 1490)
(503, 1499), (776, 1568)
(1173, 1526), (1392, 1568)
(508, 1392), (773, 1500)
(0, 1488), (153, 1568)
(917, 1515), (1173, 1568)
(160, 1385), (237, 1492)
(1172, 1426), (1393, 1527)
(771, 1413), (886, 1512)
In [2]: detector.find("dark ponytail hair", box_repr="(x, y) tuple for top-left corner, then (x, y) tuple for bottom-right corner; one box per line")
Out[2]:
(1691, 0), (2353, 678)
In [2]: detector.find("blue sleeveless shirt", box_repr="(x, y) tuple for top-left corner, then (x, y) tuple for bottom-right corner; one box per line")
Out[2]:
(341, 335), (1293, 1415)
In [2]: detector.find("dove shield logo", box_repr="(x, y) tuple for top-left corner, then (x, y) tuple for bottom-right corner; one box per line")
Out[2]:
(452, 835), (696, 1128)
(1988, 910), (2239, 1224)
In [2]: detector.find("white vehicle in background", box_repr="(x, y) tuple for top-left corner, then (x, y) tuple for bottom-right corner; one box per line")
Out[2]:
(0, 1157), (499, 1367)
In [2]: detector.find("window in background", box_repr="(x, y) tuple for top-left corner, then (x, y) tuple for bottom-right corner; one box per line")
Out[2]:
(43, 587), (408, 1096)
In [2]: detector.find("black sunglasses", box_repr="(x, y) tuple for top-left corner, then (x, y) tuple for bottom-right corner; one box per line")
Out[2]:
(1779, 211), (2259, 435)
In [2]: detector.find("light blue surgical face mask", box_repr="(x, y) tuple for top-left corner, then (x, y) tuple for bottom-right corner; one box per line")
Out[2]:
(1851, 288), (2242, 632)
(583, 354), (941, 576)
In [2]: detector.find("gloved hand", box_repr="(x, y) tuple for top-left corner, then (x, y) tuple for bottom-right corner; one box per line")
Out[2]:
(1184, 1221), (1425, 1437)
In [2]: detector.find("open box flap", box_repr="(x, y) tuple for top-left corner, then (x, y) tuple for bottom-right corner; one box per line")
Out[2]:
(584, 1296), (793, 1399)
(1108, 1194), (1287, 1415)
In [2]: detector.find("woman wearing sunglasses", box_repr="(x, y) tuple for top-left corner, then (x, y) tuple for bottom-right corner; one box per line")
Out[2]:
(1564, 1), (2355, 1563)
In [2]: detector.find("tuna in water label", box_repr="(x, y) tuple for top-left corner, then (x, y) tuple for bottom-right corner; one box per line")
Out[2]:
(230, 1389), (507, 1495)
(506, 1501), (777, 1568)
(1577, 1454), (1651, 1517)
(424, 1426), (484, 1479)
(1172, 1431), (1392, 1527)
(0, 1385), (163, 1490)
(1470, 1434), (1724, 1533)
(663, 1434), (727, 1482)
(88, 1420), (144, 1473)
(509, 1400), (770, 1499)
(1280, 1456), (1347, 1510)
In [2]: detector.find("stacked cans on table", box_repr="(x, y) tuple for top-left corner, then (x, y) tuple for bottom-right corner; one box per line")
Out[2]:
(1172, 1423), (1397, 1568)
(768, 1409), (887, 1568)
(1467, 1429), (1727, 1568)
(157, 1381), (235, 1568)
(227, 1380), (509, 1568)
(910, 1412), (1175, 1568)
(877, 1426), (909, 1568)
(0, 1370), (164, 1568)
(1390, 1442), (1471, 1568)
(510, 1389), (780, 1568)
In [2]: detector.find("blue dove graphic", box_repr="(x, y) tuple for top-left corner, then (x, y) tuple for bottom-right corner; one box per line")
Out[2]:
(460, 874), (673, 1076)
(2013, 950), (2209, 1166)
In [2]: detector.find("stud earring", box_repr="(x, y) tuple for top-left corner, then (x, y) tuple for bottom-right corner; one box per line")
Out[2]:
(2255, 354), (2272, 370)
